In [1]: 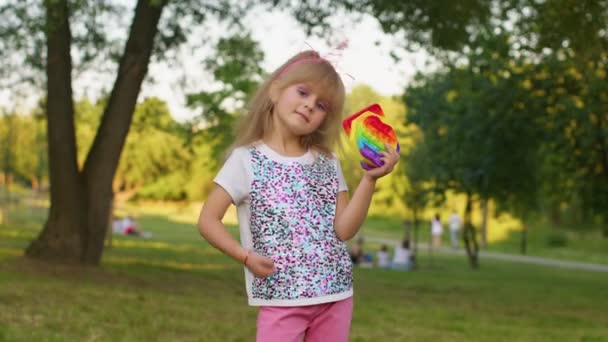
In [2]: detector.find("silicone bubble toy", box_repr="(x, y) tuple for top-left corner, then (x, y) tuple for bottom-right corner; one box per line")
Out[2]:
(342, 103), (400, 170)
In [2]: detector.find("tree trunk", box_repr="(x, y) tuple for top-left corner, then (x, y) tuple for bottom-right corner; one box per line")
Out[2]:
(520, 224), (528, 254)
(427, 210), (434, 268)
(481, 197), (488, 248)
(26, 0), (166, 265)
(1, 175), (8, 225)
(412, 209), (419, 269)
(26, 0), (85, 262)
(550, 202), (561, 227)
(31, 177), (40, 192)
(80, 0), (165, 264)
(462, 192), (479, 269)
(105, 194), (114, 249)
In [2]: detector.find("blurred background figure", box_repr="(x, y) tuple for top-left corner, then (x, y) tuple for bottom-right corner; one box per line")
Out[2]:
(376, 244), (391, 269)
(350, 237), (364, 265)
(112, 215), (151, 238)
(392, 239), (411, 271)
(449, 211), (462, 250)
(431, 214), (443, 248)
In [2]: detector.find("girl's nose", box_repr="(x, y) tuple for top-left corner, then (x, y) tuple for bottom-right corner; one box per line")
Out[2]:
(304, 96), (316, 110)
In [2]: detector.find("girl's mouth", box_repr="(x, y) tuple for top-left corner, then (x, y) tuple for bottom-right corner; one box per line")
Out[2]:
(295, 111), (310, 123)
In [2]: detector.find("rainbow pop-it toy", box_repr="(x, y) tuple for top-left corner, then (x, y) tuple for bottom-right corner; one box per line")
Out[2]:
(342, 103), (400, 170)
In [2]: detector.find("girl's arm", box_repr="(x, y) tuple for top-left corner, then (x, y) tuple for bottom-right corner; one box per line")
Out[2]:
(333, 177), (375, 241)
(198, 185), (275, 277)
(334, 146), (400, 241)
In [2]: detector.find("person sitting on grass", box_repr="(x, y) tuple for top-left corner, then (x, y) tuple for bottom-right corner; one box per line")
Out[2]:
(376, 244), (391, 269)
(114, 215), (151, 238)
(392, 239), (412, 271)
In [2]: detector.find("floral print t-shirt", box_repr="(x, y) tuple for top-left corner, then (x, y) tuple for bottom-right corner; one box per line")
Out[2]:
(214, 143), (353, 306)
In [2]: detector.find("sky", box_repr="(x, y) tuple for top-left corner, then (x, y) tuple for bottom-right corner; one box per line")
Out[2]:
(2, 6), (432, 122)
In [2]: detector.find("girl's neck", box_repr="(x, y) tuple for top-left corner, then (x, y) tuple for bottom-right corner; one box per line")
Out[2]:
(263, 132), (307, 157)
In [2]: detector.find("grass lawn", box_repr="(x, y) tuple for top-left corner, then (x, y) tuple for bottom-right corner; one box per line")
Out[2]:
(362, 215), (608, 266)
(1, 211), (608, 341)
(486, 225), (608, 265)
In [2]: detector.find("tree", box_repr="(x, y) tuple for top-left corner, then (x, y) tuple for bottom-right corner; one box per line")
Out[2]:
(401, 135), (435, 266)
(186, 33), (265, 160)
(404, 31), (543, 267)
(366, 0), (608, 236)
(350, 0), (492, 52)
(115, 97), (191, 201)
(530, 56), (608, 235)
(0, 108), (48, 192)
(0, 0), (253, 264)
(20, 0), (170, 264)
(7, 0), (594, 266)
(1, 0), (343, 265)
(0, 113), (17, 189)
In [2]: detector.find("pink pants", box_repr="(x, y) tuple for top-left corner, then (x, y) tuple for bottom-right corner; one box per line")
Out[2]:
(256, 297), (354, 342)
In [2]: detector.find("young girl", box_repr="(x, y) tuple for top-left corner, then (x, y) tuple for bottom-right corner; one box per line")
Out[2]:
(198, 50), (399, 342)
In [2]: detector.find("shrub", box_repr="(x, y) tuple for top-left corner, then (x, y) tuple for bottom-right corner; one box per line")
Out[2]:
(546, 231), (568, 247)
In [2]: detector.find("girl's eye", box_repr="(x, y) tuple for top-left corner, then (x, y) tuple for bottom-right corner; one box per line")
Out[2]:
(297, 88), (309, 97)
(316, 102), (327, 111)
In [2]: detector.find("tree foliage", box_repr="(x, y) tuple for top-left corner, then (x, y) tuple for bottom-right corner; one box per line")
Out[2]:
(187, 32), (265, 160)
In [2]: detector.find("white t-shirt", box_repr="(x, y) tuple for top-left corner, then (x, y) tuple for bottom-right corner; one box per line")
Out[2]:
(449, 213), (461, 232)
(376, 250), (391, 268)
(214, 143), (352, 307)
(392, 246), (411, 265)
(431, 219), (443, 236)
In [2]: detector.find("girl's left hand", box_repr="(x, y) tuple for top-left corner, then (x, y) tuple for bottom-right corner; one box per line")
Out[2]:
(364, 144), (400, 180)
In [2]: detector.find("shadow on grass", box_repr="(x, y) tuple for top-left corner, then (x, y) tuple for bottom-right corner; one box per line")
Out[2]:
(0, 211), (247, 297)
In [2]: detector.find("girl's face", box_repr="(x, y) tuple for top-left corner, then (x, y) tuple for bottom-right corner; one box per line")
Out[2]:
(272, 83), (329, 137)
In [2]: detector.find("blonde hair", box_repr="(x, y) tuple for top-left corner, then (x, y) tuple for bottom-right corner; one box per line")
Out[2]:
(231, 50), (345, 155)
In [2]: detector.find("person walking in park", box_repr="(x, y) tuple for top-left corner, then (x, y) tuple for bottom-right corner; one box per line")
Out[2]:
(431, 214), (443, 248)
(448, 210), (462, 249)
(197, 50), (399, 342)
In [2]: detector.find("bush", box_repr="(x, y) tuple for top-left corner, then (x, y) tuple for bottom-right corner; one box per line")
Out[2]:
(546, 231), (568, 247)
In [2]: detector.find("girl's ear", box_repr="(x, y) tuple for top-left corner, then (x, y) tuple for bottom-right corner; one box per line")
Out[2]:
(269, 81), (280, 103)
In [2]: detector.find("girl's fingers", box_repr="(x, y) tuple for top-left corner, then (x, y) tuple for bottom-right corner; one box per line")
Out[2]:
(382, 144), (400, 163)
(381, 155), (397, 168)
(377, 162), (392, 175)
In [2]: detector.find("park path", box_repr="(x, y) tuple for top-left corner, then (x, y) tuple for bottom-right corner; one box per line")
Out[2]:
(365, 236), (608, 273)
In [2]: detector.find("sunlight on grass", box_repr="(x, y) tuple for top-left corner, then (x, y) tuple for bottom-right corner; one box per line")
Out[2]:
(118, 201), (238, 225)
(0, 247), (22, 256)
(0, 229), (36, 239)
(110, 239), (221, 256)
(103, 256), (235, 271)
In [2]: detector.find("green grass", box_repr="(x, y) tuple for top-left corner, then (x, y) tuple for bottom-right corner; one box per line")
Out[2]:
(361, 215), (608, 266)
(1, 211), (608, 341)
(484, 224), (608, 265)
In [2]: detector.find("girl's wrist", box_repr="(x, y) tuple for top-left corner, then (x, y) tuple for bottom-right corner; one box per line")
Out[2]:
(242, 249), (251, 266)
(363, 174), (378, 183)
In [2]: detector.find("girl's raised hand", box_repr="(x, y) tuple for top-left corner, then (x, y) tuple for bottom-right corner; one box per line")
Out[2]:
(245, 252), (276, 278)
(364, 144), (400, 180)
